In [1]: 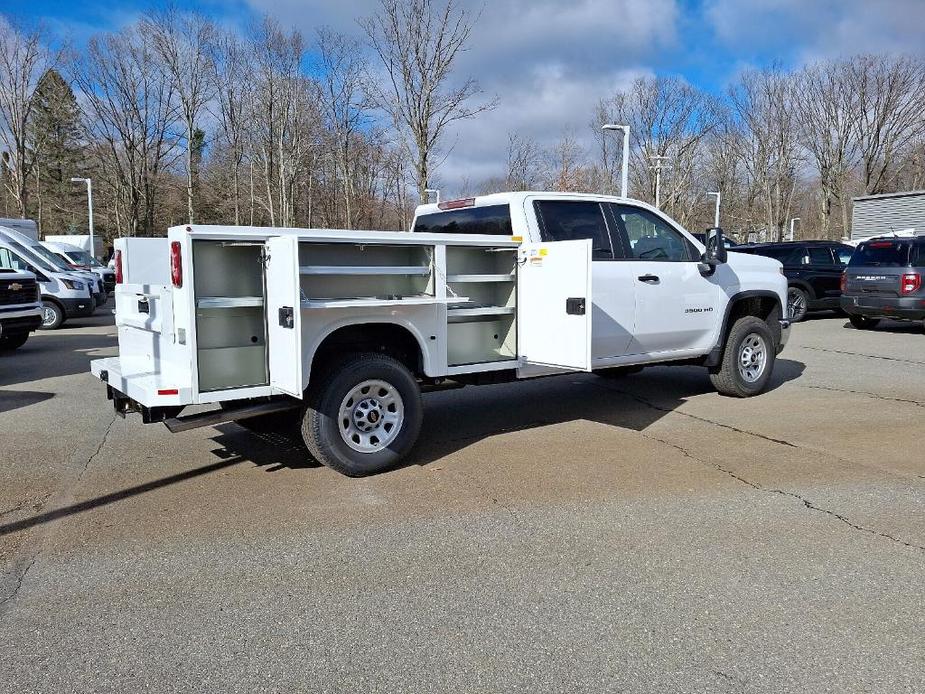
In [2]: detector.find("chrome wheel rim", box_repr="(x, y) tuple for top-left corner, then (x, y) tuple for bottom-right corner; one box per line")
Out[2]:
(41, 304), (57, 326)
(338, 379), (404, 453)
(737, 332), (768, 383)
(787, 289), (805, 319)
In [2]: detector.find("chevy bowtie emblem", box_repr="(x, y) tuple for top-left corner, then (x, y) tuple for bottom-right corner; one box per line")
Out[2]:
(9, 282), (22, 291)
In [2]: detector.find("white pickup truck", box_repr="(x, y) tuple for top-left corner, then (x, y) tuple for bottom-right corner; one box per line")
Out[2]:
(90, 192), (789, 476)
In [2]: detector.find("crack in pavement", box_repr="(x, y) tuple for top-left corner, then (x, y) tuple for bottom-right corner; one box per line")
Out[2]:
(802, 384), (925, 409)
(0, 492), (53, 520)
(0, 413), (118, 615)
(640, 429), (925, 553)
(802, 345), (925, 366)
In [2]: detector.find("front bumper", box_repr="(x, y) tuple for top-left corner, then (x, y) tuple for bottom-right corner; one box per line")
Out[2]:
(841, 296), (925, 321)
(777, 319), (791, 353)
(0, 308), (42, 337)
(59, 296), (95, 318)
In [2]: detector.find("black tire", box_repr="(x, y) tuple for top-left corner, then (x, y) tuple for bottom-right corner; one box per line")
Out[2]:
(0, 332), (29, 351)
(709, 316), (776, 398)
(39, 301), (64, 330)
(848, 314), (880, 330)
(301, 353), (423, 477)
(787, 286), (809, 322)
(596, 365), (644, 379)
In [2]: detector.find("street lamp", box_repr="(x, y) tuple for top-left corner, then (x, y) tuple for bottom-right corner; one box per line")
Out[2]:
(789, 217), (800, 242)
(424, 188), (440, 204)
(70, 177), (95, 259)
(648, 153), (670, 209)
(707, 191), (721, 228)
(602, 124), (630, 198)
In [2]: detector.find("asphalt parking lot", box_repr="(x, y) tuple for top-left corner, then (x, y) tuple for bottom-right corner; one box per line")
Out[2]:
(1, 309), (923, 693)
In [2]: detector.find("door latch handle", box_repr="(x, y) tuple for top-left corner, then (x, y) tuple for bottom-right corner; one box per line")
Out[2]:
(278, 306), (294, 328)
(566, 297), (586, 315)
(637, 274), (660, 283)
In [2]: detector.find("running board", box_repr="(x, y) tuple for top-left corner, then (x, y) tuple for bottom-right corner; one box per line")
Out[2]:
(164, 400), (299, 433)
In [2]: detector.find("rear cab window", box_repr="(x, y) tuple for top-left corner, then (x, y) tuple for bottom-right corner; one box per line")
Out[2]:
(807, 247), (834, 265)
(533, 200), (615, 260)
(413, 204), (513, 235)
(849, 241), (912, 267)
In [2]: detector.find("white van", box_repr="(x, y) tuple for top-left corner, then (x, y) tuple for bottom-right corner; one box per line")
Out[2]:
(0, 227), (105, 308)
(0, 240), (94, 329)
(43, 241), (116, 295)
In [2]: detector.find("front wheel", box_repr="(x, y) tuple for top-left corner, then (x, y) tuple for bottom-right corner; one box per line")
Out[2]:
(301, 353), (423, 477)
(848, 314), (880, 330)
(39, 302), (64, 330)
(787, 287), (809, 322)
(709, 316), (776, 397)
(0, 332), (29, 351)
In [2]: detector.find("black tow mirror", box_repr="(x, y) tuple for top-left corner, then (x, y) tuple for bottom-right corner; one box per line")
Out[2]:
(699, 227), (727, 275)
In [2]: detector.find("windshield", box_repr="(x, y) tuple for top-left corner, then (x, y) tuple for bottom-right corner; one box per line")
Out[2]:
(8, 240), (59, 273)
(849, 241), (911, 267)
(67, 250), (102, 266)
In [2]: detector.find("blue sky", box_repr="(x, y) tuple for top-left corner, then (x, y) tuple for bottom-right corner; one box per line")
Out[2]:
(9, 0), (925, 190)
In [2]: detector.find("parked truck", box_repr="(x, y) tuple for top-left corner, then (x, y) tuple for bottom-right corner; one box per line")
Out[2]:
(90, 192), (790, 476)
(0, 267), (42, 351)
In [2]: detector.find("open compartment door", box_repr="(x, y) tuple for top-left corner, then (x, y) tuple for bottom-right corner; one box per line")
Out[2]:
(265, 236), (303, 397)
(517, 238), (592, 371)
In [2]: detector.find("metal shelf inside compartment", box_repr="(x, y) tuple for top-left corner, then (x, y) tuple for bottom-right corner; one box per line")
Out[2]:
(299, 265), (431, 276)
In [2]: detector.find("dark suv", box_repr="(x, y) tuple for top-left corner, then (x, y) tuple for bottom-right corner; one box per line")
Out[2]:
(736, 241), (855, 321)
(840, 237), (925, 330)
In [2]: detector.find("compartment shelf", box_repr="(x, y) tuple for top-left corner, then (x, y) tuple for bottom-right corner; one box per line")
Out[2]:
(447, 305), (515, 321)
(301, 296), (465, 309)
(446, 273), (514, 283)
(196, 296), (264, 309)
(300, 265), (431, 276)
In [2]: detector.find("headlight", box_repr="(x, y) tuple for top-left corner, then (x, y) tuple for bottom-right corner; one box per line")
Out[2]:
(61, 278), (84, 291)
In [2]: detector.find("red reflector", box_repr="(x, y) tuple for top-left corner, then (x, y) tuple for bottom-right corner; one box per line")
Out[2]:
(438, 197), (475, 211)
(170, 241), (183, 288)
(900, 272), (921, 295)
(114, 250), (123, 284)
(157, 388), (179, 395)
(840, 271), (847, 293)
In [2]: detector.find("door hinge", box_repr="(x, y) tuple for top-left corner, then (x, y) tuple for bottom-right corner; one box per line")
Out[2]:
(278, 306), (294, 328)
(566, 297), (586, 315)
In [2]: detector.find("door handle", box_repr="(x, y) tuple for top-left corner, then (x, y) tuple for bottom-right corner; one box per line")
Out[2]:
(637, 274), (660, 283)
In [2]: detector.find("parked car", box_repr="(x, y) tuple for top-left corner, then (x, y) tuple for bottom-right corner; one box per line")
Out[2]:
(42, 241), (116, 295)
(735, 241), (855, 321)
(840, 236), (925, 330)
(0, 267), (42, 350)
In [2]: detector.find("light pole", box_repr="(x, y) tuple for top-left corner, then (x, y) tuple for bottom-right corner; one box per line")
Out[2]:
(789, 217), (800, 242)
(70, 177), (95, 259)
(602, 124), (630, 198)
(648, 154), (670, 209)
(424, 188), (440, 204)
(707, 191), (721, 228)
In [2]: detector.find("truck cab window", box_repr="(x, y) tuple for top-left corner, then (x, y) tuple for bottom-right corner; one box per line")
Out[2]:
(533, 200), (614, 260)
(413, 205), (512, 235)
(611, 205), (691, 261)
(807, 247), (834, 265)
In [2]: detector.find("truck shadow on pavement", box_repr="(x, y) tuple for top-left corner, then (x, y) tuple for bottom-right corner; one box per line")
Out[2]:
(0, 332), (117, 388)
(0, 389), (54, 415)
(205, 358), (806, 474)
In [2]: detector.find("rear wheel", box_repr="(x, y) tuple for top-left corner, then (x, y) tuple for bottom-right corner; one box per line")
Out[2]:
(0, 332), (29, 351)
(709, 316), (776, 397)
(301, 353), (423, 477)
(848, 314), (880, 330)
(787, 287), (809, 322)
(39, 302), (64, 330)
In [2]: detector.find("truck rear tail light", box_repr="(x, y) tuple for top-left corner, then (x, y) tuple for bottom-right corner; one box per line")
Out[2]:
(438, 197), (475, 210)
(157, 388), (179, 396)
(840, 271), (847, 293)
(114, 250), (123, 284)
(170, 241), (183, 288)
(900, 272), (921, 295)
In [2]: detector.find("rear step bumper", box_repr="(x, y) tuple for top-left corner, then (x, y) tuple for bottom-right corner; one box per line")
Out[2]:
(164, 400), (299, 433)
(841, 296), (925, 320)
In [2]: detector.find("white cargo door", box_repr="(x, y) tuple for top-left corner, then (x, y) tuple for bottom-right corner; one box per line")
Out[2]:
(265, 236), (303, 397)
(517, 239), (592, 371)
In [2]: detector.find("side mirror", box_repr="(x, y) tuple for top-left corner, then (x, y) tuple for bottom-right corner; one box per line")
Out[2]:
(704, 227), (728, 264)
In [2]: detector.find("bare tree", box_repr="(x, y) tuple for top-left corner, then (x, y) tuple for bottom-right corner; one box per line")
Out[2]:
(73, 25), (179, 236)
(143, 9), (215, 224)
(362, 0), (493, 202)
(505, 132), (544, 191)
(315, 28), (368, 229)
(0, 19), (57, 218)
(210, 30), (249, 225)
(728, 67), (803, 241)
